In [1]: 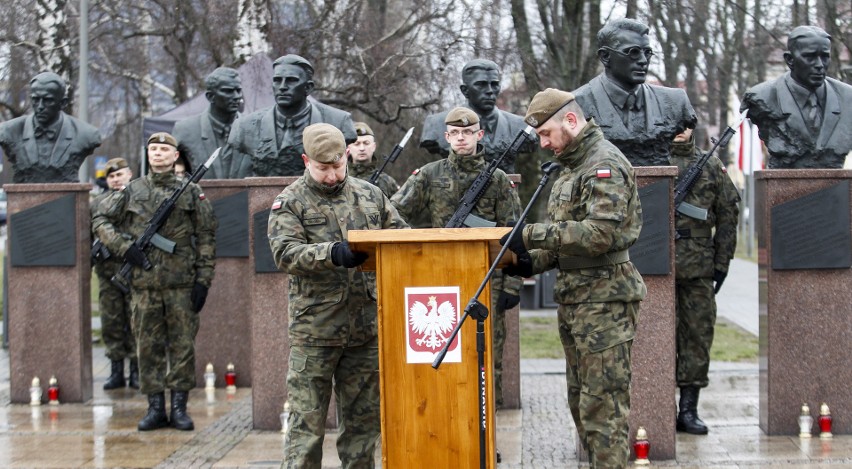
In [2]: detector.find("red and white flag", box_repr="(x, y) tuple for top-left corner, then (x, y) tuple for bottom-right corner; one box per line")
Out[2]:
(596, 168), (611, 178)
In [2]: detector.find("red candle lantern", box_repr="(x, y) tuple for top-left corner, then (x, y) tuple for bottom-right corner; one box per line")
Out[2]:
(225, 363), (237, 392)
(634, 426), (650, 466)
(47, 375), (60, 405)
(819, 403), (833, 439)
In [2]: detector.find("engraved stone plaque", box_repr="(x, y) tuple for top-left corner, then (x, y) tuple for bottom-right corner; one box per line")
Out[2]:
(771, 180), (851, 270)
(253, 209), (279, 273)
(212, 191), (249, 257)
(630, 179), (671, 275)
(9, 194), (77, 266)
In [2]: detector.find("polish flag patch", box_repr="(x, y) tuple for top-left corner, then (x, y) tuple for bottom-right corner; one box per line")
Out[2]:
(271, 200), (283, 210)
(198, 193), (206, 200)
(596, 168), (612, 178)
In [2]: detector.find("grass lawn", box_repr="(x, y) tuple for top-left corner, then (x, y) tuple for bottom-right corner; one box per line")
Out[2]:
(520, 314), (758, 362)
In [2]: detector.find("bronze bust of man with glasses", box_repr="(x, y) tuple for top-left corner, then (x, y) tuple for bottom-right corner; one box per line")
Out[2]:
(573, 18), (697, 166)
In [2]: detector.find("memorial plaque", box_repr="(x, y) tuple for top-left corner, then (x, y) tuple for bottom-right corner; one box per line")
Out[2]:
(771, 180), (851, 270)
(212, 191), (249, 257)
(253, 209), (279, 273)
(9, 194), (76, 266)
(630, 180), (671, 275)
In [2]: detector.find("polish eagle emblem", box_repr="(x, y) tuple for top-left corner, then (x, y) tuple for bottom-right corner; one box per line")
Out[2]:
(408, 295), (457, 350)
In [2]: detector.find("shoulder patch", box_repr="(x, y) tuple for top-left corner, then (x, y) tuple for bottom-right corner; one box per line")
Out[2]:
(271, 199), (283, 210)
(412, 168), (421, 175)
(721, 166), (728, 173)
(198, 192), (206, 200)
(596, 167), (612, 178)
(509, 180), (516, 189)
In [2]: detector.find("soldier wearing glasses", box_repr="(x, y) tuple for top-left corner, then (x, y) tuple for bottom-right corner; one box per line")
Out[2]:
(573, 18), (697, 166)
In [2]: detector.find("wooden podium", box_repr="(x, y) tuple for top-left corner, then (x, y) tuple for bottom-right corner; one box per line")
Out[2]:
(349, 227), (511, 469)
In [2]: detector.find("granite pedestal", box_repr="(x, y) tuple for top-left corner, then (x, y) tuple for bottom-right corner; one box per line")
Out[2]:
(4, 183), (93, 404)
(193, 179), (252, 388)
(756, 169), (852, 435)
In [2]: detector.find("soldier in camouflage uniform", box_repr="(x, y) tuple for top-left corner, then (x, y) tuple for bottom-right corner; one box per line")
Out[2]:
(91, 157), (138, 390)
(93, 132), (217, 432)
(502, 89), (646, 469)
(347, 122), (400, 198)
(391, 107), (522, 407)
(268, 123), (408, 469)
(671, 127), (740, 434)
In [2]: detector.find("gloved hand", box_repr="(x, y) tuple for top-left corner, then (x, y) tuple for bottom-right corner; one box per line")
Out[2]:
(496, 291), (521, 310)
(191, 283), (209, 312)
(713, 269), (727, 294)
(331, 241), (369, 268)
(503, 252), (533, 278)
(499, 221), (528, 256)
(124, 244), (149, 269)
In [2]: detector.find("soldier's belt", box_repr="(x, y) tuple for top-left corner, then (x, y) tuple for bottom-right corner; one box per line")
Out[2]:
(557, 249), (630, 270)
(675, 227), (712, 239)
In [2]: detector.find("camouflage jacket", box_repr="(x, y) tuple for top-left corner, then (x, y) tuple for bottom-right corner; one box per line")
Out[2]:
(348, 158), (400, 198)
(523, 120), (647, 304)
(92, 171), (217, 289)
(670, 138), (741, 279)
(91, 190), (124, 278)
(268, 171), (409, 346)
(390, 147), (523, 295)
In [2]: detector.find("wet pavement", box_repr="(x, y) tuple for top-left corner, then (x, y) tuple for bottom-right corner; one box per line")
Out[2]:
(2, 259), (852, 468)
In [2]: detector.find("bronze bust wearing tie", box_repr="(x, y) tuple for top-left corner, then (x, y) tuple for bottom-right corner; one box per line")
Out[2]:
(741, 25), (852, 169)
(572, 18), (697, 167)
(0, 72), (101, 183)
(172, 67), (243, 179)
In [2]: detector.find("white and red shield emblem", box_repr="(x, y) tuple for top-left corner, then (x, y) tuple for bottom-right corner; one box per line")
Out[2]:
(405, 286), (461, 364)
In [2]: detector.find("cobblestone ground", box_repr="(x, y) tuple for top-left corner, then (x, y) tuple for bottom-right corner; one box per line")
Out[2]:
(520, 360), (578, 469)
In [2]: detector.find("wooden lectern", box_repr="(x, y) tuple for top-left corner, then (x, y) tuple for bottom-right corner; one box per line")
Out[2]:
(349, 227), (511, 469)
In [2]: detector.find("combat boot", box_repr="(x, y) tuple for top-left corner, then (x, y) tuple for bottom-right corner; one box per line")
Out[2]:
(170, 390), (194, 431)
(138, 392), (169, 431)
(128, 359), (140, 389)
(676, 386), (708, 434)
(103, 360), (125, 390)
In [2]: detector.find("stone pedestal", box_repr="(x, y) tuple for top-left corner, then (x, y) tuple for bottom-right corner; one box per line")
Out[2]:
(193, 179), (252, 388)
(5, 183), (93, 404)
(501, 304), (521, 409)
(756, 169), (852, 435)
(629, 167), (678, 460)
(247, 177), (298, 430)
(573, 167), (678, 461)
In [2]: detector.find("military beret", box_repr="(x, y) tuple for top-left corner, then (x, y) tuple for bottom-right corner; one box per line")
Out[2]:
(445, 107), (480, 127)
(303, 123), (346, 164)
(524, 88), (575, 128)
(147, 132), (178, 148)
(354, 122), (374, 137)
(104, 157), (129, 176)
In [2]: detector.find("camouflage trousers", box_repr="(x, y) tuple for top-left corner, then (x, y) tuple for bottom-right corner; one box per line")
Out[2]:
(490, 280), (507, 408)
(130, 288), (199, 395)
(282, 338), (380, 469)
(675, 277), (716, 388)
(559, 301), (638, 469)
(97, 273), (135, 361)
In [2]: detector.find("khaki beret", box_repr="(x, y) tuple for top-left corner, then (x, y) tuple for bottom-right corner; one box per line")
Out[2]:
(147, 132), (178, 148)
(445, 107), (480, 127)
(354, 122), (374, 137)
(524, 88), (575, 128)
(105, 157), (129, 176)
(303, 123), (346, 163)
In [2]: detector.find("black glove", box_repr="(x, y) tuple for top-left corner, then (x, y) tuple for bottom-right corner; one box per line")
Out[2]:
(499, 221), (528, 256)
(503, 252), (534, 278)
(713, 269), (727, 294)
(191, 283), (209, 312)
(331, 241), (369, 268)
(124, 244), (149, 269)
(496, 291), (521, 310)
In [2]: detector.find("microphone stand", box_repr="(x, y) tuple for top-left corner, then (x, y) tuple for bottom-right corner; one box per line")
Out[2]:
(432, 161), (562, 469)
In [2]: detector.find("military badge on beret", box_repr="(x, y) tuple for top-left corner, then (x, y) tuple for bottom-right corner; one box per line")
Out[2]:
(525, 116), (538, 127)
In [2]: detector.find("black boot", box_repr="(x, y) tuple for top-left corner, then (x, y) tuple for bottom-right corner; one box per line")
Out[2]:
(138, 392), (169, 431)
(103, 360), (125, 390)
(170, 390), (194, 431)
(677, 386), (709, 434)
(128, 359), (140, 389)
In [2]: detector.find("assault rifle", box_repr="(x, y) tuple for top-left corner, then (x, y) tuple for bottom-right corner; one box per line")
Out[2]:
(111, 148), (221, 293)
(674, 110), (748, 220)
(91, 238), (111, 265)
(368, 127), (414, 185)
(445, 125), (534, 228)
